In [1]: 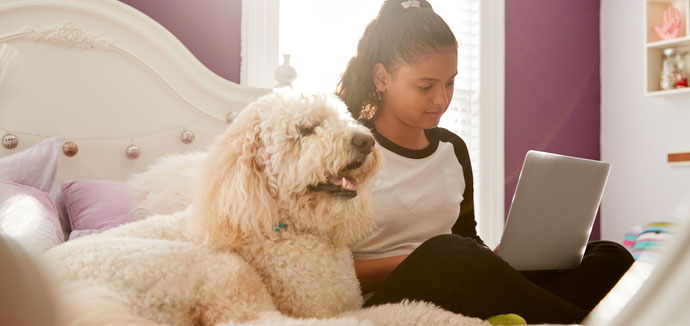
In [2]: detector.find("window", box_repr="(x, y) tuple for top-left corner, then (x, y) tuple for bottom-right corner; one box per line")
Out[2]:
(278, 1), (381, 93)
(242, 0), (504, 247)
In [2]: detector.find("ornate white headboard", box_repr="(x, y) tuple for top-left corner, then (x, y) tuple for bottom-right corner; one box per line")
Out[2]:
(0, 0), (271, 182)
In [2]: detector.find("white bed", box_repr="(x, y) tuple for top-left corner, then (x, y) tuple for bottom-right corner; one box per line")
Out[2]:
(0, 0), (273, 253)
(0, 0), (270, 182)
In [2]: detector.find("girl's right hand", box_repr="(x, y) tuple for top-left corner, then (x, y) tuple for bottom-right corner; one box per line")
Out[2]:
(354, 254), (408, 294)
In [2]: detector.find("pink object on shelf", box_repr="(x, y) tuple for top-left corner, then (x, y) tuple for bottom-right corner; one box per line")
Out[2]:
(655, 6), (684, 40)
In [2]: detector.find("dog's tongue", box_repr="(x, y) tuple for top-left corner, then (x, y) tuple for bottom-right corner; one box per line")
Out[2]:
(327, 175), (358, 191)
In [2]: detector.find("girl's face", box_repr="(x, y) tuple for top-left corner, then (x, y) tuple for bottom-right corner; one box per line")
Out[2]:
(375, 46), (458, 130)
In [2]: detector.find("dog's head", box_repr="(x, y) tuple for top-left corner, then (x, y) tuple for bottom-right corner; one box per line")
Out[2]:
(194, 92), (380, 247)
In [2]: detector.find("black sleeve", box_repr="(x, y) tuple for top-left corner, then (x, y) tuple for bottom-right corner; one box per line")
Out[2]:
(436, 128), (485, 246)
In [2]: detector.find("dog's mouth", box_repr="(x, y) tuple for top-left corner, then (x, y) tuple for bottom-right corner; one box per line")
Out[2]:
(308, 159), (366, 198)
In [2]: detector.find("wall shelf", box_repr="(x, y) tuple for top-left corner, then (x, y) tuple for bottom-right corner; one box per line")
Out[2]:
(645, 85), (690, 96)
(647, 35), (690, 49)
(644, 0), (690, 95)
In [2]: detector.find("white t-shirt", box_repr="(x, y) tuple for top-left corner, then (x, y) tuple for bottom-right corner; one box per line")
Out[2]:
(350, 126), (480, 260)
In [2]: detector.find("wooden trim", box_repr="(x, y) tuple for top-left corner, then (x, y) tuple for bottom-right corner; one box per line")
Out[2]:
(668, 152), (690, 163)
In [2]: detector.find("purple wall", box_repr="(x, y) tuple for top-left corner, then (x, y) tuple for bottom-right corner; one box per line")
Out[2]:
(118, 0), (243, 83)
(505, 0), (602, 240)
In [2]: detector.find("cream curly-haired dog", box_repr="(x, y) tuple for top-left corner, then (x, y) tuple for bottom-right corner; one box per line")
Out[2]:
(42, 92), (488, 326)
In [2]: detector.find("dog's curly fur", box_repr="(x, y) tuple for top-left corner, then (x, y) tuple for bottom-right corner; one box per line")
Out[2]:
(128, 151), (206, 220)
(41, 92), (489, 326)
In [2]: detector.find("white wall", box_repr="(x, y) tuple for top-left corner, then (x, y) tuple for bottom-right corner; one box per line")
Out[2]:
(600, 0), (690, 241)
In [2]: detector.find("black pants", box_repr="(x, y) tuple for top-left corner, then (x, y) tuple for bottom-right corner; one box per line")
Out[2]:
(363, 234), (634, 324)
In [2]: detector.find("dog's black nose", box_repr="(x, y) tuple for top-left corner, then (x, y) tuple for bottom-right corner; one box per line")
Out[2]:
(351, 132), (375, 155)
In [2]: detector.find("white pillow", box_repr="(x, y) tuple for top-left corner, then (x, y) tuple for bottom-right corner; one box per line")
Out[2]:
(0, 137), (70, 238)
(0, 181), (64, 256)
(0, 137), (62, 195)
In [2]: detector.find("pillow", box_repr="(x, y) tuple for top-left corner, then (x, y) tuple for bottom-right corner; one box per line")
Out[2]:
(53, 191), (72, 241)
(61, 180), (135, 239)
(0, 137), (62, 195)
(623, 222), (675, 260)
(0, 181), (64, 255)
(67, 229), (102, 241)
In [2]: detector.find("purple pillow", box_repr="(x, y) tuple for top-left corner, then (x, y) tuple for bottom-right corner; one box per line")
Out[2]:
(67, 229), (103, 241)
(0, 181), (64, 254)
(61, 180), (135, 239)
(0, 138), (62, 195)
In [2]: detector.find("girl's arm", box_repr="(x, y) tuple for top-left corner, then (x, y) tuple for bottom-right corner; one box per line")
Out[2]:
(439, 128), (486, 246)
(354, 255), (408, 294)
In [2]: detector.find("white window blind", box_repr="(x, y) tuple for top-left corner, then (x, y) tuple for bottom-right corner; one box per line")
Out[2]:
(434, 0), (482, 232)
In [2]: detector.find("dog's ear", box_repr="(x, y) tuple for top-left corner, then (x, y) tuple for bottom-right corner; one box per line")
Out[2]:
(192, 107), (279, 247)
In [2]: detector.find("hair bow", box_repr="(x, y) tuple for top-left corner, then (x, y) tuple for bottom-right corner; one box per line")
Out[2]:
(401, 0), (420, 9)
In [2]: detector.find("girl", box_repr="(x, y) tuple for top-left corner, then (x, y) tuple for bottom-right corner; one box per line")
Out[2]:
(336, 0), (633, 324)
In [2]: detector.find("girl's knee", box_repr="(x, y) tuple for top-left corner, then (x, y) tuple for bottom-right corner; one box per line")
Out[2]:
(418, 234), (485, 252)
(585, 240), (634, 271)
(418, 234), (463, 250)
(409, 234), (497, 271)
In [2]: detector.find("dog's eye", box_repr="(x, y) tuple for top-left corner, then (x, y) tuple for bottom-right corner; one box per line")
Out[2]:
(299, 126), (315, 136)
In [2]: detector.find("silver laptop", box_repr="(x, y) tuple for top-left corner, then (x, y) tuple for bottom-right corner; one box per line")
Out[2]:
(495, 150), (611, 271)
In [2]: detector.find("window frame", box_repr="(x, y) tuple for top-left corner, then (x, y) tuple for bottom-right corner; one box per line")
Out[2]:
(477, 0), (505, 248)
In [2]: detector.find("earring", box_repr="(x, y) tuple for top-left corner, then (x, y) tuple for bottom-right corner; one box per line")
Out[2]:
(360, 103), (377, 120)
(359, 90), (383, 120)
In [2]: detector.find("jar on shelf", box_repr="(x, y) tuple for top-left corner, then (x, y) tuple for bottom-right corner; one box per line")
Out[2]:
(675, 50), (689, 88)
(660, 48), (688, 90)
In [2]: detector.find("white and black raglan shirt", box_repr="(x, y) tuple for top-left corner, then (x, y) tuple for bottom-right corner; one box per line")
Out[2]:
(350, 123), (483, 260)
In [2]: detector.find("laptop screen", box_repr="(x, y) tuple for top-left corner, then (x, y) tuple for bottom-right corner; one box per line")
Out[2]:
(496, 151), (610, 271)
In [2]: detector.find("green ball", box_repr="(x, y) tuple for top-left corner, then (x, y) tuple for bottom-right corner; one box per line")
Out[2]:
(486, 313), (527, 326)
